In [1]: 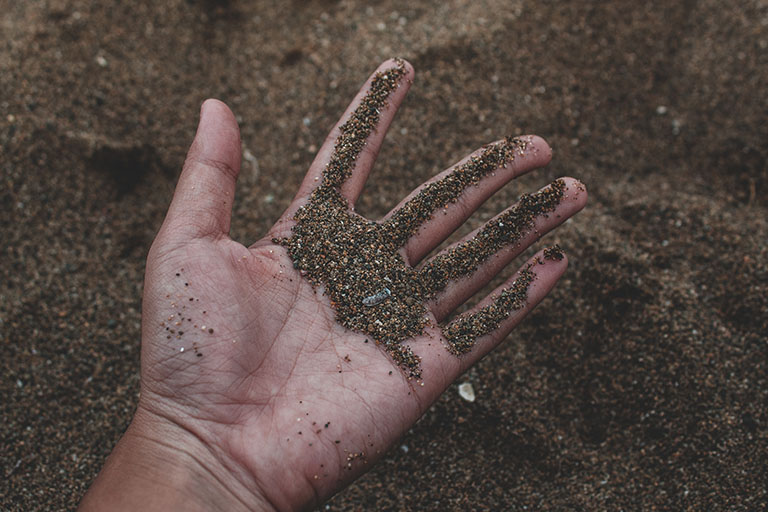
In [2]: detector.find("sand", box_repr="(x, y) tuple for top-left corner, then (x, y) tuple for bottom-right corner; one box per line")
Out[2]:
(280, 63), (566, 374)
(2, 0), (767, 509)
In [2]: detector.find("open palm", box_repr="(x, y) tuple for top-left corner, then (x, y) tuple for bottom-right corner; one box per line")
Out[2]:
(84, 60), (586, 511)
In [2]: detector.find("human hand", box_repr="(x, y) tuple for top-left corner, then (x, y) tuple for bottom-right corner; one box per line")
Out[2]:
(80, 59), (586, 511)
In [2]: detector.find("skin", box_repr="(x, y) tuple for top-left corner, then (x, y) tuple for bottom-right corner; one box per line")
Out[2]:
(79, 59), (587, 511)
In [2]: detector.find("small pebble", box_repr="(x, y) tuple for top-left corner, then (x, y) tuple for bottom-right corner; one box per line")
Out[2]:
(458, 382), (476, 402)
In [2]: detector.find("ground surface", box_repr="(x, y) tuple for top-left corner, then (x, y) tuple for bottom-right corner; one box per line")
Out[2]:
(2, 0), (767, 510)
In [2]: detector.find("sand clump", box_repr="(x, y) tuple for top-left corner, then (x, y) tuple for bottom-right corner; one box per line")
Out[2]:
(278, 61), (565, 377)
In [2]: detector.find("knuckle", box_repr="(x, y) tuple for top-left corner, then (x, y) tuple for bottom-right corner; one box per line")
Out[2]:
(186, 155), (239, 181)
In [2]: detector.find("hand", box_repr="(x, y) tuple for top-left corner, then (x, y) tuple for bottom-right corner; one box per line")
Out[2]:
(80, 59), (586, 511)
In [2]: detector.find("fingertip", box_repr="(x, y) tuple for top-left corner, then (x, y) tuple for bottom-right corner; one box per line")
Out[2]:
(557, 177), (589, 211)
(200, 98), (238, 131)
(201, 98), (215, 116)
(380, 57), (415, 84)
(401, 58), (416, 81)
(543, 246), (568, 272)
(521, 246), (568, 303)
(528, 135), (553, 164)
(201, 97), (228, 111)
(537, 244), (569, 275)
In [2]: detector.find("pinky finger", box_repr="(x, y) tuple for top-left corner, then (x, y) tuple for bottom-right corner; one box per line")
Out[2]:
(440, 246), (568, 368)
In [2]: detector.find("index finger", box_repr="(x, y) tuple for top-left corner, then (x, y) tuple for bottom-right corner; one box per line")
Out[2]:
(273, 59), (414, 234)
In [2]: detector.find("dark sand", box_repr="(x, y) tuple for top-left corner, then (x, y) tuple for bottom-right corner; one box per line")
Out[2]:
(2, 1), (767, 509)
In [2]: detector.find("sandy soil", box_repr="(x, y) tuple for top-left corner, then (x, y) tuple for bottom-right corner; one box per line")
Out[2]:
(2, 0), (767, 509)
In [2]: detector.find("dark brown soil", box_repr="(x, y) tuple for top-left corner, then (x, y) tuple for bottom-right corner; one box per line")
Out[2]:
(2, 1), (766, 510)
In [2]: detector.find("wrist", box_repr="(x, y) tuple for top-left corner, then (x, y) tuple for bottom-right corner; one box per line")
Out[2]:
(79, 405), (275, 512)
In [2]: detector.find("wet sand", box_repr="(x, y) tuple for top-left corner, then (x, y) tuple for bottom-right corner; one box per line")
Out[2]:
(2, 1), (767, 509)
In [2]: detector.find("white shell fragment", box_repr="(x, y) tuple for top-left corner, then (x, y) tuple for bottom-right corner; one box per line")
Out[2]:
(362, 287), (392, 307)
(458, 382), (476, 402)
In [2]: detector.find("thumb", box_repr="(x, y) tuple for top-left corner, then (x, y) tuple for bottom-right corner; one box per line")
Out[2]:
(162, 99), (242, 242)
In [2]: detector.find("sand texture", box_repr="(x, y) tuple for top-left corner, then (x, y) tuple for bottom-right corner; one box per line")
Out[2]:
(2, 0), (767, 509)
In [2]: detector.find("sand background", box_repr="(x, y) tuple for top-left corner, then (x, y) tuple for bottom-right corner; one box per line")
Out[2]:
(2, 0), (767, 509)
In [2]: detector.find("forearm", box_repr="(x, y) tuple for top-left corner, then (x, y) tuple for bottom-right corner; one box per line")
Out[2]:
(79, 407), (274, 512)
